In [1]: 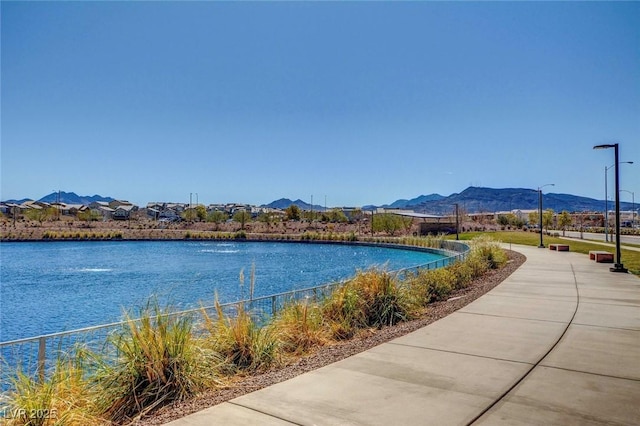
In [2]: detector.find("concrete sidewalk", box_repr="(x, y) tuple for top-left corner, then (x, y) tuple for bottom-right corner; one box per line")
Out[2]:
(166, 245), (640, 425)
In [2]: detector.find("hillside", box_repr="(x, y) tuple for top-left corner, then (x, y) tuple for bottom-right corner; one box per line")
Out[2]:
(263, 198), (326, 211)
(403, 187), (627, 214)
(38, 192), (115, 205)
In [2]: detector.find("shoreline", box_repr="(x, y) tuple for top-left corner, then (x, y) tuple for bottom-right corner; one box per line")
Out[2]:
(133, 249), (526, 426)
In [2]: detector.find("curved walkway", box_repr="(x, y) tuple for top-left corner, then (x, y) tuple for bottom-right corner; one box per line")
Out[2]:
(165, 245), (640, 425)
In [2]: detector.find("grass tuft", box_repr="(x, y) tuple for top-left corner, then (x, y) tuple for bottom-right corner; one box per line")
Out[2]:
(93, 300), (222, 423)
(202, 301), (280, 373)
(272, 301), (330, 355)
(0, 355), (105, 426)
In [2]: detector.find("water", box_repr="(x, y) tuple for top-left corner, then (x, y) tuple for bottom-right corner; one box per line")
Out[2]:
(0, 241), (445, 342)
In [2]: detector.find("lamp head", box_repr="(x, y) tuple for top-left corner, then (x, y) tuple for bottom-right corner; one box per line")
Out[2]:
(593, 143), (618, 150)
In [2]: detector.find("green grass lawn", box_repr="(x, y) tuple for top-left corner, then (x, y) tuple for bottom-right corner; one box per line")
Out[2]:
(452, 231), (640, 276)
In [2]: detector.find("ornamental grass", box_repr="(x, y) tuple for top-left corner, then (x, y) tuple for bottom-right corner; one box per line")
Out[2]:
(93, 301), (223, 424)
(201, 301), (280, 374)
(272, 301), (331, 355)
(0, 355), (105, 426)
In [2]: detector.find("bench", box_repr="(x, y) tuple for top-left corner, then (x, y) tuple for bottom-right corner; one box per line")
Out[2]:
(589, 250), (614, 263)
(549, 244), (570, 251)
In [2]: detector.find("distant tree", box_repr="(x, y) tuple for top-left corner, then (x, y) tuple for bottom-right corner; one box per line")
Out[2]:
(558, 210), (573, 236)
(233, 210), (252, 230)
(195, 205), (207, 221)
(528, 211), (539, 227)
(182, 208), (197, 222)
(78, 209), (101, 227)
(206, 210), (227, 230)
(543, 209), (555, 230)
(402, 216), (413, 233)
(322, 209), (348, 223)
(372, 213), (404, 236)
(511, 216), (525, 229)
(497, 215), (510, 227)
(285, 205), (301, 221)
(24, 207), (55, 224)
(350, 208), (364, 224)
(258, 211), (278, 230)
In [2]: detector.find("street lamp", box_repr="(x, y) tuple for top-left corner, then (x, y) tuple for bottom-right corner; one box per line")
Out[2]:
(620, 190), (635, 229)
(594, 143), (628, 273)
(604, 161), (633, 241)
(538, 184), (555, 248)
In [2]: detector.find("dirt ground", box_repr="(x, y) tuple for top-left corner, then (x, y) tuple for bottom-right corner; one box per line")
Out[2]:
(0, 215), (495, 241)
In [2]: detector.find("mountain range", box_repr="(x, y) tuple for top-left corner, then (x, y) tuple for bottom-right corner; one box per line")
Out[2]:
(264, 187), (634, 214)
(399, 187), (624, 215)
(4, 187), (636, 214)
(4, 192), (115, 206)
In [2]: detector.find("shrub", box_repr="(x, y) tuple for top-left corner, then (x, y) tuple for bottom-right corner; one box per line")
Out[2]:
(94, 301), (222, 423)
(202, 301), (279, 373)
(272, 301), (330, 355)
(322, 269), (415, 336)
(0, 356), (105, 426)
(322, 285), (362, 339)
(470, 236), (508, 269)
(447, 260), (474, 289)
(409, 268), (457, 303)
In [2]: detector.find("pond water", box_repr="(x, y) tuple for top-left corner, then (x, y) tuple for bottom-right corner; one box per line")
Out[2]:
(0, 241), (446, 342)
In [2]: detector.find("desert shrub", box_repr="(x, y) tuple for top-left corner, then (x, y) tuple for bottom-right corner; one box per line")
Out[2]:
(94, 301), (222, 423)
(322, 269), (415, 337)
(413, 268), (457, 303)
(272, 301), (331, 355)
(465, 253), (489, 278)
(202, 301), (279, 373)
(321, 285), (362, 340)
(1, 356), (105, 426)
(470, 236), (508, 269)
(447, 260), (474, 289)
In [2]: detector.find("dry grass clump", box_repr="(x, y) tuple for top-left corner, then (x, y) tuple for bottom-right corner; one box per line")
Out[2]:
(271, 301), (331, 355)
(201, 302), (280, 374)
(322, 269), (418, 339)
(0, 356), (106, 426)
(93, 302), (223, 424)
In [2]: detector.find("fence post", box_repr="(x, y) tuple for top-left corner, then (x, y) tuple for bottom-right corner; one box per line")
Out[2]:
(271, 296), (276, 316)
(37, 336), (46, 383)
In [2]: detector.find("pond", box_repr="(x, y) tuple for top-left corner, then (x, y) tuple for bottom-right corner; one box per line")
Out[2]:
(0, 240), (448, 342)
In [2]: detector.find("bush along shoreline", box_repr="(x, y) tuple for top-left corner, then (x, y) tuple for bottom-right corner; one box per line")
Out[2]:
(0, 236), (508, 425)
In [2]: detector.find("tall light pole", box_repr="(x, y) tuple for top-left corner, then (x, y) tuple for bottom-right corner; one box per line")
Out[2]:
(620, 190), (635, 229)
(604, 161), (633, 241)
(594, 143), (628, 273)
(538, 184), (555, 248)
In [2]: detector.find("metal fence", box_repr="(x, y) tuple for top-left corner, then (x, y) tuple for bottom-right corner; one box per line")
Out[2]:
(0, 240), (469, 388)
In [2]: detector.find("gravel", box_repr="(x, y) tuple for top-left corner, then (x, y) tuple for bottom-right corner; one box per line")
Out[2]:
(134, 250), (526, 426)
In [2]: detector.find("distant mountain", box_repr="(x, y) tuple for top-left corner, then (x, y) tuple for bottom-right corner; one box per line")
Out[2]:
(2, 198), (32, 205)
(264, 187), (628, 214)
(38, 191), (115, 205)
(404, 187), (631, 214)
(386, 194), (445, 208)
(263, 198), (326, 211)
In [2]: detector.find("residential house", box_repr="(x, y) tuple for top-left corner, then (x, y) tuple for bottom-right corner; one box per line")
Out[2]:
(113, 204), (136, 220)
(90, 202), (115, 220)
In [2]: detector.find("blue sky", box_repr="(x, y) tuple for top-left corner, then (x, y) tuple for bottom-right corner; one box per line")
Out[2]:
(2, 1), (639, 208)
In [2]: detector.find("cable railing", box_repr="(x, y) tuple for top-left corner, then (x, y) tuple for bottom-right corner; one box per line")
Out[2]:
(1, 240), (469, 387)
